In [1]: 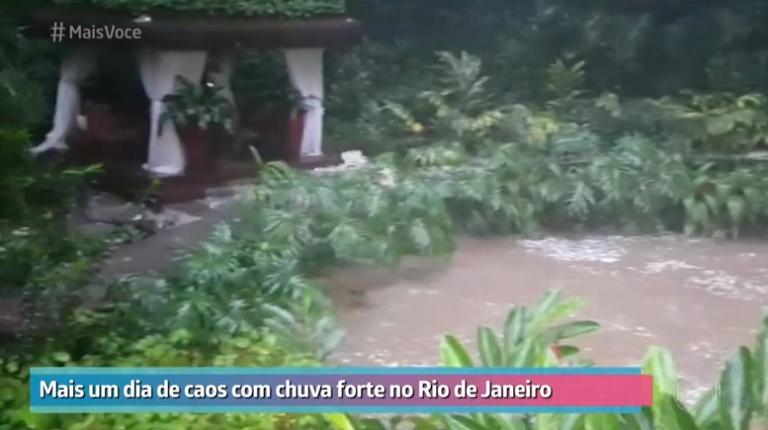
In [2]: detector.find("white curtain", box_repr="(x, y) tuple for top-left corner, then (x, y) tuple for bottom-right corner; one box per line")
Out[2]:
(284, 48), (325, 156)
(207, 52), (235, 106)
(33, 51), (97, 154)
(138, 50), (208, 176)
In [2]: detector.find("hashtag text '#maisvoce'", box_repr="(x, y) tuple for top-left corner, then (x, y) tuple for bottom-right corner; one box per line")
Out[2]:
(50, 22), (143, 42)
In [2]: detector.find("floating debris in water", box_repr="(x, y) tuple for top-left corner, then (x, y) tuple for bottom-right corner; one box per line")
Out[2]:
(688, 270), (768, 301)
(642, 260), (701, 274)
(745, 151), (768, 160)
(406, 288), (439, 296)
(633, 326), (656, 338)
(520, 237), (628, 263)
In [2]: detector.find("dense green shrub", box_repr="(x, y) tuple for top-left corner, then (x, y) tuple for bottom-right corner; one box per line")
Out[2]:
(0, 130), (99, 225)
(0, 329), (332, 429)
(0, 128), (102, 305)
(347, 0), (768, 98)
(0, 218), (345, 428)
(0, 26), (90, 226)
(244, 162), (455, 265)
(328, 50), (768, 238)
(0, 24), (108, 353)
(0, 22), (59, 130)
(0, 121), (103, 345)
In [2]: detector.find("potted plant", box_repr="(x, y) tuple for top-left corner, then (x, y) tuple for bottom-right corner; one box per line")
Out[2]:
(247, 84), (309, 163)
(160, 76), (235, 176)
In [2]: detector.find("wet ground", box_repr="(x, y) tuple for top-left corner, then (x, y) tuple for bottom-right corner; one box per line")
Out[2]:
(0, 194), (244, 334)
(326, 235), (768, 403)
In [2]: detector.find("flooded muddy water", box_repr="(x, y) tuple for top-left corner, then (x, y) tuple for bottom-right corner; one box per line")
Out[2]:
(324, 235), (768, 402)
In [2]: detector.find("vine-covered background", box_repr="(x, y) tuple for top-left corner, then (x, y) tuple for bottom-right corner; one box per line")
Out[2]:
(11, 0), (347, 18)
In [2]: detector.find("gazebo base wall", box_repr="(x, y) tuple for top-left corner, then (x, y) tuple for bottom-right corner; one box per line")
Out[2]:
(94, 159), (259, 204)
(64, 136), (342, 204)
(62, 107), (343, 203)
(94, 156), (341, 204)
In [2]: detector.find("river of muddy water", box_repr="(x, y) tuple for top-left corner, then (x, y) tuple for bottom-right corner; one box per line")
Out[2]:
(322, 235), (768, 403)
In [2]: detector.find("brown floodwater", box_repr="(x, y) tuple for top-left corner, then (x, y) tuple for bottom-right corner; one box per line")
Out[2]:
(323, 235), (768, 403)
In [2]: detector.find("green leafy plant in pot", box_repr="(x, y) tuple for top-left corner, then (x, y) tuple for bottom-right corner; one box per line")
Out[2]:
(161, 77), (236, 176)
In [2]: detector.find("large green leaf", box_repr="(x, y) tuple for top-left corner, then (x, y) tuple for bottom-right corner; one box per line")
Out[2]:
(533, 414), (584, 430)
(504, 307), (529, 356)
(508, 338), (542, 367)
(538, 321), (600, 344)
(534, 413), (561, 430)
(656, 394), (700, 430)
(477, 326), (503, 367)
(718, 347), (753, 430)
(443, 415), (489, 430)
(560, 414), (585, 430)
(325, 413), (356, 430)
(621, 412), (654, 430)
(692, 387), (719, 429)
(485, 415), (528, 430)
(440, 335), (474, 367)
(754, 317), (768, 416)
(643, 346), (683, 428)
(530, 290), (563, 326)
(584, 414), (621, 430)
(643, 346), (678, 408)
(532, 297), (587, 333)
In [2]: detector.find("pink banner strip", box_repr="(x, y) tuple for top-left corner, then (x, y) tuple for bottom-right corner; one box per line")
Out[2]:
(402, 375), (653, 407)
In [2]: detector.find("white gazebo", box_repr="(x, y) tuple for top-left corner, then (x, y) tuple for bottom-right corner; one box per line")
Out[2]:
(26, 7), (362, 176)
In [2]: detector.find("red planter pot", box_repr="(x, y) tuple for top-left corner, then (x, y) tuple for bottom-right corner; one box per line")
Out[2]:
(286, 111), (306, 162)
(179, 128), (215, 176)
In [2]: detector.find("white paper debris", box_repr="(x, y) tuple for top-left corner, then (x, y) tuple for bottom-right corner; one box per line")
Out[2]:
(520, 237), (628, 263)
(312, 151), (369, 174)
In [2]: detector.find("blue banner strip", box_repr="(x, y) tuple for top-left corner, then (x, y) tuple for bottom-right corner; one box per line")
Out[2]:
(31, 406), (642, 414)
(30, 367), (645, 414)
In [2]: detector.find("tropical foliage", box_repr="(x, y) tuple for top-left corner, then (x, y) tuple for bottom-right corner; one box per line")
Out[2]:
(0, 27), (105, 345)
(346, 0), (768, 98)
(0, 23), (58, 131)
(325, 49), (768, 238)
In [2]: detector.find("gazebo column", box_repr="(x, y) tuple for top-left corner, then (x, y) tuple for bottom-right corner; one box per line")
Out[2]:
(284, 48), (325, 157)
(137, 50), (208, 176)
(33, 50), (97, 154)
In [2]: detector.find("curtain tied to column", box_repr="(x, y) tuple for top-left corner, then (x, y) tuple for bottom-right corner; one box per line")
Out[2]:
(284, 48), (325, 157)
(138, 50), (208, 176)
(33, 51), (97, 154)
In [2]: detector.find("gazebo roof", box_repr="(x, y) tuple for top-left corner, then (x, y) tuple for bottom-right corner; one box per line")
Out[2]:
(16, 0), (347, 20)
